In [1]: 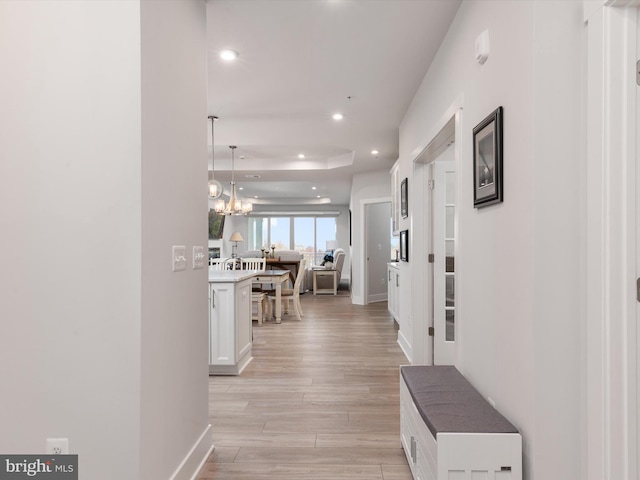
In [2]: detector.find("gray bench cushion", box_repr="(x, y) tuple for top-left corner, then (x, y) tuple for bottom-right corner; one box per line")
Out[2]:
(401, 365), (518, 438)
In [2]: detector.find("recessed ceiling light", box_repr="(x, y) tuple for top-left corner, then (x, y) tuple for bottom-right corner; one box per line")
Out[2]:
(332, 113), (344, 121)
(371, 150), (379, 155)
(238, 187), (244, 190)
(317, 195), (321, 198)
(254, 196), (258, 199)
(312, 186), (317, 190)
(298, 153), (305, 159)
(219, 49), (238, 61)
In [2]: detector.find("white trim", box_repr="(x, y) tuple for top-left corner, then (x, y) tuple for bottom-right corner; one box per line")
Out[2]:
(169, 424), (214, 480)
(397, 329), (413, 363)
(354, 196), (391, 306)
(409, 99), (463, 366)
(585, 3), (638, 479)
(367, 293), (388, 303)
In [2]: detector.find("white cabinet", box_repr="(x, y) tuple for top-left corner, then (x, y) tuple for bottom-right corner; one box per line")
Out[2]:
(400, 369), (523, 480)
(208, 271), (254, 375)
(388, 263), (400, 322)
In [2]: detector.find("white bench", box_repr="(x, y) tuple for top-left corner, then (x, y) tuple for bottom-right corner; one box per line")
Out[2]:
(400, 366), (522, 480)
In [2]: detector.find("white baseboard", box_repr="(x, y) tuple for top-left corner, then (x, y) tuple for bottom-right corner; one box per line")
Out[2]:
(367, 293), (388, 303)
(351, 294), (365, 305)
(397, 330), (412, 363)
(170, 424), (214, 480)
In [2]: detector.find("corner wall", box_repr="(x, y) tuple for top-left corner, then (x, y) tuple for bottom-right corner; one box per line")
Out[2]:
(0, 1), (143, 476)
(399, 1), (583, 478)
(0, 2), (211, 479)
(140, 2), (211, 479)
(350, 169), (392, 305)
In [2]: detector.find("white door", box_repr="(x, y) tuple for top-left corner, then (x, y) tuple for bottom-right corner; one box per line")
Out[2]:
(636, 9), (640, 474)
(365, 202), (392, 303)
(432, 148), (456, 365)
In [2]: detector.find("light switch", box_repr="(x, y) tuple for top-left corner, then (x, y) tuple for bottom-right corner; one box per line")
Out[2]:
(172, 245), (187, 272)
(193, 246), (206, 270)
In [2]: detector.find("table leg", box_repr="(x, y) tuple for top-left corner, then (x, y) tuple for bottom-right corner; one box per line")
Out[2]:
(275, 281), (282, 324)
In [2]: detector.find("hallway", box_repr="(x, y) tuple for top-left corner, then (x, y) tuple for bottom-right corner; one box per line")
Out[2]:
(197, 291), (413, 479)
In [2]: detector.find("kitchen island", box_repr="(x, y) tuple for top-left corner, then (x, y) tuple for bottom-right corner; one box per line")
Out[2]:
(208, 270), (259, 375)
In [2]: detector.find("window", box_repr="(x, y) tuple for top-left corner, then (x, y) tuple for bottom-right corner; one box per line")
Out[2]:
(248, 216), (338, 266)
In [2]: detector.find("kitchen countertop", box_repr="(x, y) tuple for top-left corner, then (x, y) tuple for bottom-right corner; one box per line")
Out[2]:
(208, 270), (260, 283)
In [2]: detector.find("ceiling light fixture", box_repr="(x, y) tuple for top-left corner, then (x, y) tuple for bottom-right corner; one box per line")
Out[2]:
(208, 116), (223, 200)
(371, 150), (379, 155)
(214, 146), (253, 216)
(312, 186), (317, 190)
(332, 113), (344, 121)
(298, 153), (305, 159)
(219, 49), (238, 61)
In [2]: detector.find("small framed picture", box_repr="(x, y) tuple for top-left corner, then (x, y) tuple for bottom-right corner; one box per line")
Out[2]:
(473, 106), (503, 208)
(399, 229), (409, 262)
(400, 178), (408, 218)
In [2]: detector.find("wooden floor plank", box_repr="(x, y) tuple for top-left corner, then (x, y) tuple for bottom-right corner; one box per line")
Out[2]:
(197, 291), (413, 480)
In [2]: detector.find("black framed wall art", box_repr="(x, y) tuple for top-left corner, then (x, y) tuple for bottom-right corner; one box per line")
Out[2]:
(399, 229), (409, 262)
(400, 178), (408, 218)
(473, 106), (503, 208)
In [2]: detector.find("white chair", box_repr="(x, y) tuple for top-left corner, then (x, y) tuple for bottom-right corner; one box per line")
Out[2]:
(224, 258), (238, 270)
(266, 259), (306, 321)
(241, 257), (266, 272)
(240, 257), (267, 325)
(209, 258), (237, 270)
(209, 258), (226, 270)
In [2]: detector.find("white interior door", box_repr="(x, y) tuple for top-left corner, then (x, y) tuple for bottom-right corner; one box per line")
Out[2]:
(365, 202), (392, 303)
(636, 8), (640, 474)
(432, 148), (455, 365)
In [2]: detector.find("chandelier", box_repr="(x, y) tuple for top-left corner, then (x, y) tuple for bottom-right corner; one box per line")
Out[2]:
(214, 145), (253, 215)
(207, 115), (223, 200)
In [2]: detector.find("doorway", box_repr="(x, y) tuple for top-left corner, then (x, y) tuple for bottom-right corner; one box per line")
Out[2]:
(411, 110), (460, 366)
(429, 148), (456, 365)
(365, 202), (392, 303)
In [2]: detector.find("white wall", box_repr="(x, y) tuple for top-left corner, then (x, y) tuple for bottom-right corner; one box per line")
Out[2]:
(139, 2), (210, 479)
(350, 169), (392, 305)
(399, 1), (583, 478)
(0, 2), (210, 479)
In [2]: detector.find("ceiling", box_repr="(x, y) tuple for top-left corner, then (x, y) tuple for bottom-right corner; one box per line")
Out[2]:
(206, 0), (461, 207)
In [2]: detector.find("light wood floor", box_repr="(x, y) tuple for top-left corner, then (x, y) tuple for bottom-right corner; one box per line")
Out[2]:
(197, 289), (413, 480)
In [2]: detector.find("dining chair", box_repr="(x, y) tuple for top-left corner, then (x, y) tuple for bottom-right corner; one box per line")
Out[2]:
(223, 258), (237, 270)
(266, 258), (306, 321)
(241, 257), (266, 272)
(209, 258), (226, 270)
(239, 258), (267, 323)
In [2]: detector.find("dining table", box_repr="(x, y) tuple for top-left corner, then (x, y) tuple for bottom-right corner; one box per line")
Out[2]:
(252, 269), (291, 324)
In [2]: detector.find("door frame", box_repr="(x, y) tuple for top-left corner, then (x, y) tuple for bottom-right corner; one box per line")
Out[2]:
(584, 2), (638, 478)
(360, 196), (392, 306)
(410, 99), (462, 366)
(364, 200), (392, 304)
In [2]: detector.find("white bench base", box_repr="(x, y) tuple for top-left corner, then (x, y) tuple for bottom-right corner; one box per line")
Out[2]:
(400, 373), (522, 480)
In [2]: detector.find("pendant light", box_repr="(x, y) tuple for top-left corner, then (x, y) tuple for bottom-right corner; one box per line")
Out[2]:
(214, 146), (253, 215)
(208, 115), (223, 200)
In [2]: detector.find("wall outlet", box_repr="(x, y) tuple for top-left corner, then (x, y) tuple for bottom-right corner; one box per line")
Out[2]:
(46, 438), (69, 455)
